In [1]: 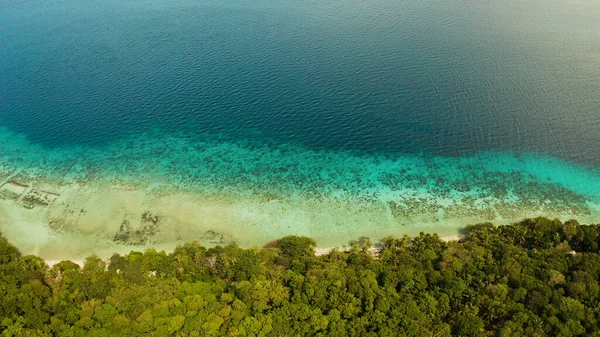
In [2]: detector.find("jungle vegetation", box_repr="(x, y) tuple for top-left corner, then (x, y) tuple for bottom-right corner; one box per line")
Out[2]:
(1, 217), (599, 336)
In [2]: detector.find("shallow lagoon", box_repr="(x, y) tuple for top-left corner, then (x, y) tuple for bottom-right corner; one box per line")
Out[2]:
(0, 127), (599, 259)
(1, 0), (599, 258)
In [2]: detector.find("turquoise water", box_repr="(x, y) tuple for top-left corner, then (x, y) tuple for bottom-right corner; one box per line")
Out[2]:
(1, 0), (600, 254)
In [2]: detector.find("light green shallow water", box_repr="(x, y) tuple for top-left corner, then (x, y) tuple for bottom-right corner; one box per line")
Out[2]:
(0, 127), (598, 259)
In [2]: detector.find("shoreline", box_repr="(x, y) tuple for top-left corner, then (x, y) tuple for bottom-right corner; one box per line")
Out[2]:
(43, 234), (464, 267)
(314, 234), (463, 256)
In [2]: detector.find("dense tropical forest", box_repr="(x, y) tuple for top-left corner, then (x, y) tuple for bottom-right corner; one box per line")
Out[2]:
(1, 217), (599, 336)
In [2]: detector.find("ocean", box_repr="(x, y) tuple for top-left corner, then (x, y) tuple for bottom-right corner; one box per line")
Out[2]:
(1, 0), (599, 258)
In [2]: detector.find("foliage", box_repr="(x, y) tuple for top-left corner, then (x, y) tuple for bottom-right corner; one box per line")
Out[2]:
(1, 218), (599, 336)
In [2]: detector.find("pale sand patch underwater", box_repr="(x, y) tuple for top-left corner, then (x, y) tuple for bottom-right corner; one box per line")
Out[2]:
(0, 173), (597, 261)
(0, 180), (460, 260)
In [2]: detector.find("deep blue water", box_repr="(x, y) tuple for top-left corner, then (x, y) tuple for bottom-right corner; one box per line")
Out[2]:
(2, 0), (599, 166)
